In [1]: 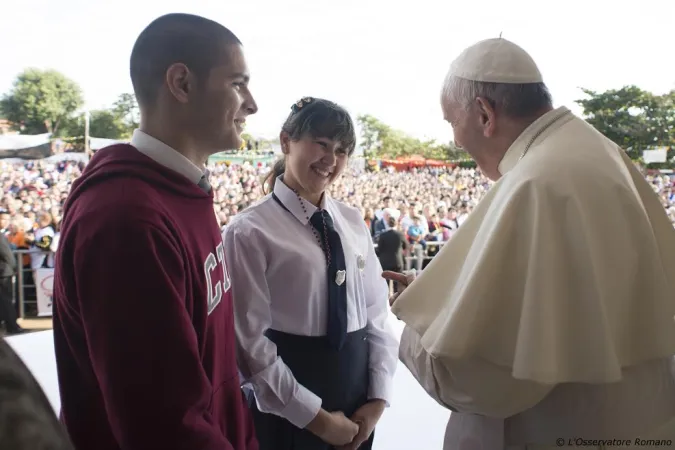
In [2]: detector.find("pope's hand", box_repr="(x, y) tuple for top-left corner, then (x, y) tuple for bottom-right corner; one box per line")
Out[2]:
(381, 270), (416, 306)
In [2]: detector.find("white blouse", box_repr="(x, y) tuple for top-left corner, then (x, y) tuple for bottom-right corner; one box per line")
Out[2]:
(223, 178), (398, 429)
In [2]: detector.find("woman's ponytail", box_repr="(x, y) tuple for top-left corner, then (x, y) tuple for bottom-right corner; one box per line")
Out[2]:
(262, 157), (286, 195)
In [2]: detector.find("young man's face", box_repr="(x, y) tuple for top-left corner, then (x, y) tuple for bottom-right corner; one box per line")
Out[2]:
(192, 43), (258, 152)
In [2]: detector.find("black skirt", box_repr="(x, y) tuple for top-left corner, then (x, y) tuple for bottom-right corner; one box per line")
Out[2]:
(250, 328), (374, 450)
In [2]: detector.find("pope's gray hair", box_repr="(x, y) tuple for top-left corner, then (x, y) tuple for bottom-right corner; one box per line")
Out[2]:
(442, 75), (553, 118)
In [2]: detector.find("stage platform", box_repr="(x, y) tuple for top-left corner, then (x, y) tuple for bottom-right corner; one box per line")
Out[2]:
(5, 314), (450, 449)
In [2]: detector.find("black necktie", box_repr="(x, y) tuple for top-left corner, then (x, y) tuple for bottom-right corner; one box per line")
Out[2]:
(198, 175), (212, 193)
(309, 210), (348, 350)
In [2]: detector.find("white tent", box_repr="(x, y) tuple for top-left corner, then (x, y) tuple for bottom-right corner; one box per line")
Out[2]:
(0, 133), (52, 159)
(0, 133), (51, 150)
(90, 137), (126, 151)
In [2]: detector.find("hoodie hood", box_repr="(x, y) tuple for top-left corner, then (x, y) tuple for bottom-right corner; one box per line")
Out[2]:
(65, 144), (211, 215)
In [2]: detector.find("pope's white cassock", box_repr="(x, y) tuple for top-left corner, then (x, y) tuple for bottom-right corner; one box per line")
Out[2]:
(392, 39), (675, 449)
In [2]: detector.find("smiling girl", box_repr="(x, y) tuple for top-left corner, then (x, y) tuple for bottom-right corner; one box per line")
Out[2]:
(223, 97), (398, 450)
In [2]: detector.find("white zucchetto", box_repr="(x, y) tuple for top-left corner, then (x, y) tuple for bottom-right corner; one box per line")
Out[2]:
(448, 38), (543, 84)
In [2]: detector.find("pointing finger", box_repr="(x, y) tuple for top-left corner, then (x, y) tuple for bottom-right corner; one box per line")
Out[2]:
(381, 271), (409, 285)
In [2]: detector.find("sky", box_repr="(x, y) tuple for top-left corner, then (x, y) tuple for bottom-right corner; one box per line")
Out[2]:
(1, 0), (674, 143)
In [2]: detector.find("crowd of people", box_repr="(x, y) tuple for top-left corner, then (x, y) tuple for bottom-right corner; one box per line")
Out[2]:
(1, 13), (674, 449)
(1, 156), (674, 297)
(1, 158), (675, 262)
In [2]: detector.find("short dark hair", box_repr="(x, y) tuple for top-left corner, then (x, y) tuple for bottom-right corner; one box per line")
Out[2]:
(263, 98), (356, 193)
(130, 13), (241, 109)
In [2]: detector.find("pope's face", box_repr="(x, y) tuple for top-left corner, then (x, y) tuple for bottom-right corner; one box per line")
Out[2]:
(443, 99), (482, 160)
(441, 96), (501, 181)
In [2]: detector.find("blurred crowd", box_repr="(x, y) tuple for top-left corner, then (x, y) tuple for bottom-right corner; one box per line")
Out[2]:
(1, 158), (675, 268)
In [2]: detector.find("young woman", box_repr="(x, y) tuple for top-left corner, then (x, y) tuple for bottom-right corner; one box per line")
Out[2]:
(223, 97), (398, 450)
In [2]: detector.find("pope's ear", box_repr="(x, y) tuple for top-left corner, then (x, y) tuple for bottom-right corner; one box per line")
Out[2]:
(475, 97), (496, 137)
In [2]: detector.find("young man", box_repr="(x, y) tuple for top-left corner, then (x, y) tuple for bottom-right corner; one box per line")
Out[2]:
(52, 13), (259, 450)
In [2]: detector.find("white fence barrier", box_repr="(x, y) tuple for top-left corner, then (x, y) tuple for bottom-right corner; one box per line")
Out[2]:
(35, 268), (54, 317)
(10, 241), (447, 319)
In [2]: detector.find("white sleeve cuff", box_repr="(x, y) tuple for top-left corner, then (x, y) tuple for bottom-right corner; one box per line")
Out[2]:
(368, 370), (393, 407)
(280, 383), (323, 429)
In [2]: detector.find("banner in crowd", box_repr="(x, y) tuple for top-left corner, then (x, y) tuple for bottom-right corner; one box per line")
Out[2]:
(35, 268), (54, 317)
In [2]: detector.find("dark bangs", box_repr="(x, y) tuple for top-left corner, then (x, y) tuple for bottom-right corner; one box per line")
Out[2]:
(281, 98), (357, 155)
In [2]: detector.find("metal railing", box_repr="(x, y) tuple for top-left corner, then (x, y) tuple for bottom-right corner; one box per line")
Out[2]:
(8, 249), (51, 319)
(373, 241), (447, 270)
(404, 241), (445, 271)
(8, 241), (449, 319)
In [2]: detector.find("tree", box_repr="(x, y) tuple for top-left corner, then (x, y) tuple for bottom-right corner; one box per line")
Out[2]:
(356, 114), (470, 160)
(444, 141), (471, 161)
(241, 132), (254, 150)
(59, 110), (127, 140)
(89, 110), (129, 139)
(112, 93), (139, 132)
(576, 86), (675, 161)
(238, 132), (278, 152)
(0, 68), (83, 135)
(59, 93), (139, 140)
(357, 114), (390, 158)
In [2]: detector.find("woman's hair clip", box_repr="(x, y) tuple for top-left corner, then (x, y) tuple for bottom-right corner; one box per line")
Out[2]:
(291, 97), (314, 113)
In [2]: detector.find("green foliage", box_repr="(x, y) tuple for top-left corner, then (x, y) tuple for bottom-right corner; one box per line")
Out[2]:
(443, 141), (471, 161)
(0, 68), (84, 135)
(238, 132), (278, 151)
(576, 86), (675, 162)
(57, 114), (83, 138)
(59, 93), (139, 140)
(357, 114), (389, 158)
(112, 93), (140, 132)
(90, 110), (130, 139)
(356, 114), (467, 160)
(456, 160), (477, 169)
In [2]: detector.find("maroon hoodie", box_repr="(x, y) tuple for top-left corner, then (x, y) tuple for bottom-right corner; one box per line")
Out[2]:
(52, 144), (258, 450)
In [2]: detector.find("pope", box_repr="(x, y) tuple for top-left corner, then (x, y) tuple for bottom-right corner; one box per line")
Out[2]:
(384, 38), (675, 449)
